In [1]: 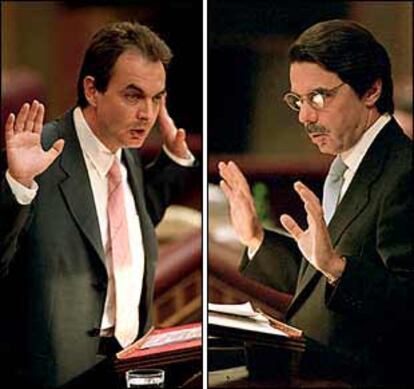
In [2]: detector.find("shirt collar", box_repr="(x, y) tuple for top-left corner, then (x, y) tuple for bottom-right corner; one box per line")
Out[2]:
(73, 107), (122, 177)
(341, 113), (391, 174)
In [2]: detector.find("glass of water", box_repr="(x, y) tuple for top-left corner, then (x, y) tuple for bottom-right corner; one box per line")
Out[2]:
(125, 369), (165, 388)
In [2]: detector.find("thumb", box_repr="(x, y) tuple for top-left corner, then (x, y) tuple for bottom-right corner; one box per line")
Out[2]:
(46, 139), (65, 163)
(280, 214), (303, 241)
(175, 128), (187, 146)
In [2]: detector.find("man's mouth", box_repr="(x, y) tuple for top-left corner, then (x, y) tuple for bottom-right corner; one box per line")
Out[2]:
(309, 133), (329, 146)
(129, 129), (146, 137)
(305, 123), (328, 135)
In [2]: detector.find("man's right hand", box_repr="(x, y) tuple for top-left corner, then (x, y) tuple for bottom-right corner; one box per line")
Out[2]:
(5, 100), (64, 188)
(218, 161), (264, 251)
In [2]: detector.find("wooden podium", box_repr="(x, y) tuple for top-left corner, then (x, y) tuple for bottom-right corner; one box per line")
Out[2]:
(208, 327), (355, 388)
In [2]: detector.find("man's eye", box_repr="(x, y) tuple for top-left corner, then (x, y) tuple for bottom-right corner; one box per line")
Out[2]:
(293, 98), (302, 110)
(125, 94), (140, 102)
(310, 93), (325, 109)
(152, 95), (162, 103)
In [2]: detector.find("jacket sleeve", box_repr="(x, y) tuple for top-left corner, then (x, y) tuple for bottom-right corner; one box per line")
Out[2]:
(239, 228), (303, 294)
(326, 167), (414, 321)
(0, 152), (32, 278)
(143, 150), (198, 226)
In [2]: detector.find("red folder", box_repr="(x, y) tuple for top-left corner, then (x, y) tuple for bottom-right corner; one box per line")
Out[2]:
(114, 322), (201, 371)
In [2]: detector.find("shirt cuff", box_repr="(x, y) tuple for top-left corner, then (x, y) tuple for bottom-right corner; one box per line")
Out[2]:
(5, 170), (38, 205)
(162, 144), (195, 167)
(325, 256), (347, 285)
(247, 240), (263, 260)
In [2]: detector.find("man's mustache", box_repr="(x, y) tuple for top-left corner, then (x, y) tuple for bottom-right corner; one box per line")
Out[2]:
(305, 123), (328, 135)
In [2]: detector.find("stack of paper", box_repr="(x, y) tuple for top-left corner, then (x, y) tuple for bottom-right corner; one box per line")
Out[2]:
(208, 302), (304, 349)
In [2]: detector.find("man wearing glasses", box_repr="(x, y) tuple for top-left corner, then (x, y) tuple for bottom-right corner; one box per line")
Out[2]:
(219, 19), (412, 386)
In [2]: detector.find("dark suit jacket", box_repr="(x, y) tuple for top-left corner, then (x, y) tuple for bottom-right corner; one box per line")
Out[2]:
(240, 118), (413, 385)
(0, 109), (194, 388)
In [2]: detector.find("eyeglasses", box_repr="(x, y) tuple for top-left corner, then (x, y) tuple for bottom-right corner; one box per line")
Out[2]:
(283, 82), (345, 112)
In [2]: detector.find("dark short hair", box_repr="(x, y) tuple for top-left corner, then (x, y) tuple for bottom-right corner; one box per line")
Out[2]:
(77, 21), (173, 108)
(288, 19), (394, 114)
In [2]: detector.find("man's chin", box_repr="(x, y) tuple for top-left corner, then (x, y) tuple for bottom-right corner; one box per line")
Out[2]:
(124, 140), (145, 149)
(124, 134), (148, 149)
(315, 143), (337, 156)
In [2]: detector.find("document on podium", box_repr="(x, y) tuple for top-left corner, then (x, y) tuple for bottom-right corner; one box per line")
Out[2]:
(209, 302), (303, 339)
(115, 322), (201, 370)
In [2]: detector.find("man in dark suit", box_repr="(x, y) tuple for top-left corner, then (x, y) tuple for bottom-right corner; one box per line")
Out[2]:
(219, 20), (413, 386)
(0, 22), (196, 388)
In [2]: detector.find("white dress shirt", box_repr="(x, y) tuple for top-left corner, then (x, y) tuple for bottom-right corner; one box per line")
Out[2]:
(73, 107), (145, 331)
(5, 106), (195, 333)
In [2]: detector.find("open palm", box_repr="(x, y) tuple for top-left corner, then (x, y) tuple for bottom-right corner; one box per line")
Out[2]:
(218, 161), (264, 250)
(5, 101), (64, 186)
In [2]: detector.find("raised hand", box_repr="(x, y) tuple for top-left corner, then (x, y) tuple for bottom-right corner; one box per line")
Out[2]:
(5, 100), (65, 187)
(280, 181), (345, 279)
(218, 161), (264, 250)
(158, 95), (190, 159)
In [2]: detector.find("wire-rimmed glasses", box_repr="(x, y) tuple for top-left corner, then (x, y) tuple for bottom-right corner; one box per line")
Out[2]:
(283, 83), (345, 112)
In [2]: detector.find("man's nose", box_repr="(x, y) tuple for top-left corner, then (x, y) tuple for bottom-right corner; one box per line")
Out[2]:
(298, 101), (318, 125)
(136, 98), (154, 121)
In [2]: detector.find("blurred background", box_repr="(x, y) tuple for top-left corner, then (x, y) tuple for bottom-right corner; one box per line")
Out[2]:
(1, 0), (202, 329)
(208, 1), (412, 312)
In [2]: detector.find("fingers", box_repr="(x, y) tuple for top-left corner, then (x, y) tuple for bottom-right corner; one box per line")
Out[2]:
(24, 100), (40, 132)
(280, 214), (304, 241)
(6, 100), (45, 135)
(219, 179), (232, 201)
(220, 175), (257, 220)
(293, 181), (324, 222)
(33, 102), (45, 134)
(158, 96), (176, 140)
(5, 113), (15, 143)
(14, 103), (30, 133)
(176, 128), (186, 142)
(218, 160), (251, 196)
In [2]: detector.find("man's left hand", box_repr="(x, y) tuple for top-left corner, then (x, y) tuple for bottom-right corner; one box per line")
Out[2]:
(158, 96), (191, 159)
(280, 181), (345, 281)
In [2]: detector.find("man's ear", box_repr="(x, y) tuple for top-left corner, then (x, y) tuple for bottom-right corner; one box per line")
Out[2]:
(363, 79), (382, 108)
(83, 76), (98, 107)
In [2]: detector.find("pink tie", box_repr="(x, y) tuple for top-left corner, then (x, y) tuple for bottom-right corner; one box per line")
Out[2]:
(107, 158), (138, 347)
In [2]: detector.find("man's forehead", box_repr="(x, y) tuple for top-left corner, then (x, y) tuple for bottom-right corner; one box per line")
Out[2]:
(289, 62), (340, 93)
(110, 50), (166, 93)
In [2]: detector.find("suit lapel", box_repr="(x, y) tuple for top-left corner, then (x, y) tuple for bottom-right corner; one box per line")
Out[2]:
(57, 111), (106, 265)
(287, 120), (396, 316)
(328, 120), (392, 245)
